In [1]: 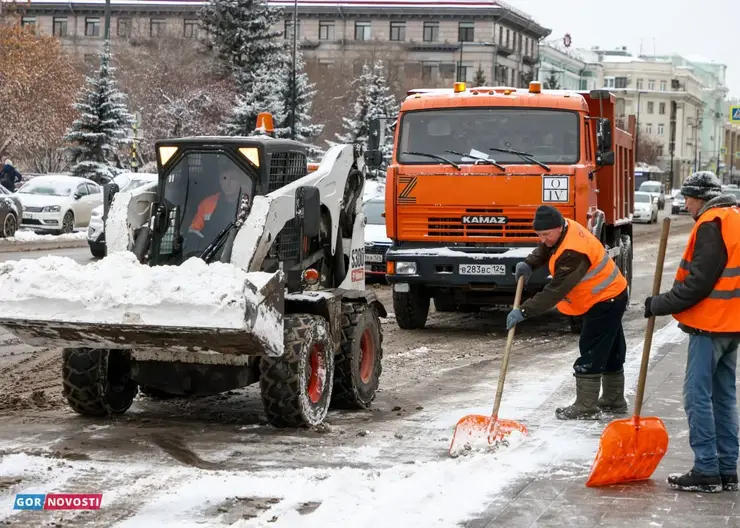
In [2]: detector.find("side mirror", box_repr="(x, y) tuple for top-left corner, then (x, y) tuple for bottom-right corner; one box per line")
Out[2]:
(74, 192), (82, 200)
(598, 118), (613, 151)
(597, 150), (615, 166)
(368, 118), (381, 151)
(295, 185), (321, 239)
(363, 149), (384, 169)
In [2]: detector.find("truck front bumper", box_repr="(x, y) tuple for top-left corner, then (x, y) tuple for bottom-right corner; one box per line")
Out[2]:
(384, 245), (552, 293)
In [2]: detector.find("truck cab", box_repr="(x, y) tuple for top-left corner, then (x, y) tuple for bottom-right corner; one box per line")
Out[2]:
(365, 81), (636, 331)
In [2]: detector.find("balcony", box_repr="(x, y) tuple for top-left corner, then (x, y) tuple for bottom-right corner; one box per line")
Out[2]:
(522, 53), (538, 65)
(403, 40), (461, 52)
(496, 44), (515, 57)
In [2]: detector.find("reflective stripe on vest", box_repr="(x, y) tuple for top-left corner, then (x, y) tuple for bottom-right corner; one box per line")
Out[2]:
(548, 219), (627, 316)
(673, 206), (740, 332)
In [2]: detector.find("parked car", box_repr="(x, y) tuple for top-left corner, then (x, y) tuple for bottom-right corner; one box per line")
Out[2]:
(725, 187), (740, 205)
(638, 180), (666, 210)
(87, 172), (157, 258)
(671, 193), (689, 215)
(363, 196), (390, 280)
(14, 175), (102, 234)
(0, 185), (23, 238)
(634, 191), (658, 223)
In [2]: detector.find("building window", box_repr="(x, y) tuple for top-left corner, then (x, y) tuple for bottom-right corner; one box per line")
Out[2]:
(439, 63), (455, 79)
(422, 62), (437, 82)
(21, 16), (36, 29)
(85, 17), (100, 37)
(354, 21), (371, 40)
(604, 77), (615, 88)
(660, 80), (667, 91)
(389, 21), (405, 41)
(647, 101), (654, 114)
(319, 20), (334, 40)
(117, 18), (131, 37)
(636, 78), (643, 90)
(648, 79), (655, 90)
(646, 123), (653, 135)
(658, 124), (665, 135)
(458, 22), (474, 42)
(184, 19), (198, 38)
(457, 64), (469, 82)
(506, 28), (510, 48)
(150, 18), (165, 37)
(659, 102), (666, 115)
(423, 21), (438, 42)
(284, 19), (300, 40)
(615, 77), (628, 89)
(53, 17), (67, 37)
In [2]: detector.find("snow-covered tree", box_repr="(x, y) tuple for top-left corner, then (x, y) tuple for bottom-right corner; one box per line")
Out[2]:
(331, 60), (398, 160)
(63, 40), (135, 183)
(222, 68), (284, 136)
(473, 65), (486, 86)
(543, 72), (560, 90)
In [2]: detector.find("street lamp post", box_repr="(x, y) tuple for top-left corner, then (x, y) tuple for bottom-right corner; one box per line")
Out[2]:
(104, 0), (110, 40)
(290, 0), (298, 140)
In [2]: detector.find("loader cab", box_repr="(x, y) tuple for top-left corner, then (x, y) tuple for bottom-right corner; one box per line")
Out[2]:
(146, 136), (309, 266)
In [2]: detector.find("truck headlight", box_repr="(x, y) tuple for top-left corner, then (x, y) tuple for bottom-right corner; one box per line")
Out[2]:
(395, 261), (417, 274)
(43, 205), (61, 212)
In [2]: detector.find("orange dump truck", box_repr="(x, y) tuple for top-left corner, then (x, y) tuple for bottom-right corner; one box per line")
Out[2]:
(364, 81), (636, 332)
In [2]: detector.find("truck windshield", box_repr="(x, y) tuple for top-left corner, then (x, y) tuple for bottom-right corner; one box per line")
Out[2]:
(397, 108), (579, 165)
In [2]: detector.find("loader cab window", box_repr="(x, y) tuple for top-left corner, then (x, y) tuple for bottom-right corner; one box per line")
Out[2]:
(397, 108), (579, 165)
(161, 152), (254, 259)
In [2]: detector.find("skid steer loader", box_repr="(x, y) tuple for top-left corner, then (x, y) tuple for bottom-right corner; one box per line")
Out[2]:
(0, 115), (387, 428)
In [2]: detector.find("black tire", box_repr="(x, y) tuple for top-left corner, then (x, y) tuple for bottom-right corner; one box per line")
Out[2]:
(568, 315), (584, 334)
(433, 297), (457, 312)
(672, 207), (679, 215)
(138, 385), (178, 399)
(619, 234), (633, 301)
(60, 211), (74, 234)
(89, 241), (106, 259)
(331, 302), (383, 410)
(260, 314), (334, 428)
(1, 212), (17, 238)
(62, 348), (138, 417)
(393, 286), (430, 329)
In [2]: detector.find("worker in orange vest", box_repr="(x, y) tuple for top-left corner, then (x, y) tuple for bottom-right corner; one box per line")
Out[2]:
(507, 205), (629, 420)
(188, 165), (246, 246)
(644, 171), (740, 493)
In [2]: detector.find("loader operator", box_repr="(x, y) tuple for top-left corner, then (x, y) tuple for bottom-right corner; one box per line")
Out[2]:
(188, 165), (245, 245)
(506, 205), (629, 420)
(643, 172), (740, 493)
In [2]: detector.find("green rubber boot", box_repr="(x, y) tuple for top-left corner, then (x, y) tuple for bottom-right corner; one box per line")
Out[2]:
(556, 373), (601, 420)
(596, 369), (628, 414)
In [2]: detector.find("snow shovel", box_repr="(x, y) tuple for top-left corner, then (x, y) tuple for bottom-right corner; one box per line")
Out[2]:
(448, 275), (529, 457)
(586, 217), (671, 487)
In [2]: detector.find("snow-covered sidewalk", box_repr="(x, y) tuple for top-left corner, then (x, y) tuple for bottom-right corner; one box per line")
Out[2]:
(0, 229), (88, 252)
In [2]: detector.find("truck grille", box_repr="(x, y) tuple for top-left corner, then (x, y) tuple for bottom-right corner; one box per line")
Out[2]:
(268, 151), (307, 193)
(399, 206), (544, 242)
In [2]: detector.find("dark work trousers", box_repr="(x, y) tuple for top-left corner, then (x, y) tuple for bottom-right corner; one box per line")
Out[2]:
(573, 287), (629, 375)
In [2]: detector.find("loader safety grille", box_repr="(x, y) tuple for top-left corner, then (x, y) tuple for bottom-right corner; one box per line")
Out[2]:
(268, 151), (307, 193)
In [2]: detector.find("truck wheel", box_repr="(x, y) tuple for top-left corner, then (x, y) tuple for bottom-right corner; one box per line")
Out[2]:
(62, 348), (138, 417)
(331, 302), (383, 409)
(619, 234), (633, 300)
(393, 286), (430, 329)
(260, 314), (334, 428)
(433, 297), (457, 312)
(568, 316), (584, 334)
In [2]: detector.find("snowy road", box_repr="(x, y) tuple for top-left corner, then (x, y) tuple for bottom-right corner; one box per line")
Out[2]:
(0, 211), (698, 527)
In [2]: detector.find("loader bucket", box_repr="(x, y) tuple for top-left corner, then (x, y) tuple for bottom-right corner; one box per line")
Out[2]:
(0, 253), (286, 358)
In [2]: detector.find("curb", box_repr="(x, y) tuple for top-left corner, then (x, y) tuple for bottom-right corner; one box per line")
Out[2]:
(0, 238), (89, 254)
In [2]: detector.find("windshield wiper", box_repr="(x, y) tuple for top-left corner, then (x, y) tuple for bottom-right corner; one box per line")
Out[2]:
(489, 146), (551, 172)
(445, 150), (505, 171)
(403, 151), (461, 170)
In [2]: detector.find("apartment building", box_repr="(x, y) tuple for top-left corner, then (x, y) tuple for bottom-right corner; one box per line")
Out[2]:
(8, 0), (551, 88)
(537, 38), (603, 91)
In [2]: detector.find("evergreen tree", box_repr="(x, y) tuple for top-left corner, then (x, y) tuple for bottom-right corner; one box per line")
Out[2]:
(543, 72), (560, 89)
(222, 68), (285, 136)
(331, 60), (398, 161)
(473, 65), (486, 86)
(63, 40), (134, 183)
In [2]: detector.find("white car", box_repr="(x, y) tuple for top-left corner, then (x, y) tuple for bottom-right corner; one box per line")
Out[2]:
(637, 180), (666, 210)
(633, 191), (658, 223)
(363, 196), (391, 280)
(88, 172), (157, 258)
(14, 175), (102, 234)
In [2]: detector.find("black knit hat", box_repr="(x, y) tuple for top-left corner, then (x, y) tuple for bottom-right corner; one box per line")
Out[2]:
(532, 205), (564, 231)
(681, 171), (722, 201)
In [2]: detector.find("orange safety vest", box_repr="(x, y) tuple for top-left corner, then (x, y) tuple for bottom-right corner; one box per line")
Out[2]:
(189, 192), (221, 235)
(673, 206), (740, 333)
(549, 219), (628, 316)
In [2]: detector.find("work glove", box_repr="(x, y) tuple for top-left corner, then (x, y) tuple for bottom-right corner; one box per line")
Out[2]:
(506, 308), (526, 330)
(514, 262), (532, 285)
(644, 296), (653, 318)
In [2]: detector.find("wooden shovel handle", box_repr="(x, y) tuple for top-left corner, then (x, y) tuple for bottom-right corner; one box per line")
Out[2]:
(633, 217), (671, 418)
(491, 275), (526, 418)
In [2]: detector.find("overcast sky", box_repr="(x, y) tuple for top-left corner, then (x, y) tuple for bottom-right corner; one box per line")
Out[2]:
(512, 0), (738, 100)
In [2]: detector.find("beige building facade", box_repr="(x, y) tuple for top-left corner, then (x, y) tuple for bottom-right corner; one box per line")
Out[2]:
(9, 0), (551, 88)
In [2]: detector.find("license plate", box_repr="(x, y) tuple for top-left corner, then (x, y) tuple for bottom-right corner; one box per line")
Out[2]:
(459, 264), (506, 275)
(22, 212), (33, 220)
(366, 253), (383, 263)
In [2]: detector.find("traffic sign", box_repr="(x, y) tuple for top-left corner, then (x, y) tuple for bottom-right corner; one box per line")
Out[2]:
(731, 106), (740, 122)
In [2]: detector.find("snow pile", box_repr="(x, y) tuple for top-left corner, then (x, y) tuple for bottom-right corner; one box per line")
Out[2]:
(0, 252), (280, 336)
(105, 190), (134, 253)
(2, 230), (87, 243)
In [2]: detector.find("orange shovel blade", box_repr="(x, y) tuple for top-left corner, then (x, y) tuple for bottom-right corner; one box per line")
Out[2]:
(449, 414), (528, 456)
(586, 415), (669, 487)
